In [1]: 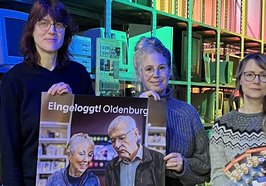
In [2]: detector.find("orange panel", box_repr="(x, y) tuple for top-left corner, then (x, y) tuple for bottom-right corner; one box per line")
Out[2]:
(246, 0), (261, 39)
(204, 0), (217, 26)
(192, 0), (202, 22)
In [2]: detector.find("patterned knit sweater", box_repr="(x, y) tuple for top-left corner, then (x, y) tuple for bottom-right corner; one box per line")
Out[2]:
(162, 89), (210, 186)
(210, 110), (266, 186)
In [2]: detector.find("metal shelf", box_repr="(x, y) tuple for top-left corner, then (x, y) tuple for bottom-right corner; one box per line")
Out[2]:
(1, 0), (265, 127)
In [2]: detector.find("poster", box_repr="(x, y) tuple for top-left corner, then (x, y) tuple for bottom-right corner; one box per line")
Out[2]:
(36, 92), (148, 186)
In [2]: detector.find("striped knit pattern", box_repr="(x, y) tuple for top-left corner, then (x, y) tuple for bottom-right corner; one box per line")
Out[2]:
(162, 88), (210, 186)
(210, 110), (266, 186)
(166, 98), (206, 156)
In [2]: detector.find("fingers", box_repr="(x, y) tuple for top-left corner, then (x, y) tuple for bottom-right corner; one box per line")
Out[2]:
(47, 82), (72, 95)
(164, 152), (183, 172)
(139, 90), (160, 101)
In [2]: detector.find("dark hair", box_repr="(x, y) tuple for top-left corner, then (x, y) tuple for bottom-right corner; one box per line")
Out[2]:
(20, 0), (77, 67)
(233, 53), (266, 131)
(133, 36), (171, 78)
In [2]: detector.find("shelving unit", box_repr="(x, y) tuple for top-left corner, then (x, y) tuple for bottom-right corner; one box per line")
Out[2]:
(0, 1), (265, 185)
(36, 121), (71, 186)
(146, 125), (166, 154)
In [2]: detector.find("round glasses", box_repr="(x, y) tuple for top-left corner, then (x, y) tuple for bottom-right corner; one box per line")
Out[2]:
(243, 72), (266, 83)
(37, 20), (66, 33)
(142, 64), (169, 77)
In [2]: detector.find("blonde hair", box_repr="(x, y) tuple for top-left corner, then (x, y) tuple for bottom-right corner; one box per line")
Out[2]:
(133, 36), (171, 79)
(67, 133), (94, 154)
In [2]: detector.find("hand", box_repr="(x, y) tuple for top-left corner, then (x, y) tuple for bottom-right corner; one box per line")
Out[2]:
(164, 152), (183, 172)
(47, 82), (72, 95)
(139, 90), (160, 101)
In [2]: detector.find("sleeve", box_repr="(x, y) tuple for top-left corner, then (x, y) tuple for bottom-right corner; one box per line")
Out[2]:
(83, 72), (94, 96)
(104, 160), (119, 186)
(46, 173), (56, 186)
(80, 64), (95, 96)
(158, 153), (166, 186)
(166, 107), (211, 185)
(46, 170), (64, 186)
(0, 76), (23, 186)
(104, 163), (112, 186)
(90, 174), (101, 186)
(210, 122), (235, 186)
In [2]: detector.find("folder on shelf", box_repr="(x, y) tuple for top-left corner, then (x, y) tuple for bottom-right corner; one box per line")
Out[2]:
(181, 32), (203, 82)
(204, 90), (223, 123)
(223, 99), (230, 115)
(203, 53), (234, 84)
(220, 60), (234, 84)
(203, 53), (211, 84)
(191, 92), (208, 123)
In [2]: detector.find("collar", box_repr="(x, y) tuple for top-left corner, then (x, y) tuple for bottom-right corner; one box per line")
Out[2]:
(160, 87), (172, 98)
(117, 143), (143, 164)
(134, 143), (143, 161)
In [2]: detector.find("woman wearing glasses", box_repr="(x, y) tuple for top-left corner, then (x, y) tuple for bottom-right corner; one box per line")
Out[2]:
(133, 37), (210, 185)
(47, 133), (100, 186)
(210, 53), (266, 185)
(0, 0), (94, 185)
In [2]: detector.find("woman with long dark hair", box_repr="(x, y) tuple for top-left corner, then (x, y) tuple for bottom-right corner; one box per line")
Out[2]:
(0, 0), (94, 185)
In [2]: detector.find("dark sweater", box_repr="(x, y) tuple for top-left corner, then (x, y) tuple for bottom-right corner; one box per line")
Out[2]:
(0, 61), (94, 186)
(163, 89), (210, 186)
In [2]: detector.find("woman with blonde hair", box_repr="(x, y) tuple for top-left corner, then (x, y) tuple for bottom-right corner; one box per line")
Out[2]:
(47, 133), (100, 186)
(133, 36), (210, 186)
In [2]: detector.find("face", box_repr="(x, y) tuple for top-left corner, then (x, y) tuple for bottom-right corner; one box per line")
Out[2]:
(138, 53), (170, 95)
(32, 15), (65, 55)
(68, 142), (94, 177)
(109, 122), (139, 162)
(240, 59), (266, 101)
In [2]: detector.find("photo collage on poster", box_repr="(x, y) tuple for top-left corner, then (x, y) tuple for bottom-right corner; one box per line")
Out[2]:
(36, 92), (149, 186)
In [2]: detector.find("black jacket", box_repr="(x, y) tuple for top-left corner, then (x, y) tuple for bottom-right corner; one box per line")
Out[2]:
(105, 145), (165, 186)
(0, 62), (94, 186)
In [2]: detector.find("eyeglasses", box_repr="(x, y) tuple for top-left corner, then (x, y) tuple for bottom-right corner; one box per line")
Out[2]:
(36, 20), (66, 33)
(110, 128), (134, 144)
(142, 64), (169, 77)
(243, 72), (266, 83)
